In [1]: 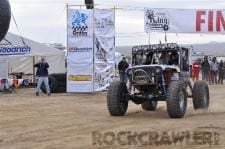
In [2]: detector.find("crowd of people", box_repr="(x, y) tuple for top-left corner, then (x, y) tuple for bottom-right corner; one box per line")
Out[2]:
(192, 56), (225, 85)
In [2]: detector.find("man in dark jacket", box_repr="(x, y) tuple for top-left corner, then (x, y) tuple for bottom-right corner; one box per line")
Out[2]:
(34, 57), (50, 96)
(201, 56), (210, 81)
(118, 57), (129, 83)
(218, 60), (224, 84)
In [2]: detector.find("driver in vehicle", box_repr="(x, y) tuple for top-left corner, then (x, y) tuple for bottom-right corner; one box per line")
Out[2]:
(168, 52), (179, 65)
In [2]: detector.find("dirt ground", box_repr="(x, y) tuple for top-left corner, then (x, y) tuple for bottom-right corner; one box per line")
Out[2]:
(0, 85), (225, 149)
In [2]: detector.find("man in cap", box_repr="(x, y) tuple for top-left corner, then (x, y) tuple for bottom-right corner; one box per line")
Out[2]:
(34, 57), (50, 96)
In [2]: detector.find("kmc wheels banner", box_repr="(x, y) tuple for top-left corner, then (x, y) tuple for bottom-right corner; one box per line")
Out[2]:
(94, 9), (115, 91)
(145, 8), (225, 33)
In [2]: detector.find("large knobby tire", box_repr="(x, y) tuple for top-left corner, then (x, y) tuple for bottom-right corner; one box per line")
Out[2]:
(41, 75), (58, 93)
(50, 73), (66, 93)
(193, 80), (209, 109)
(141, 101), (158, 111)
(167, 81), (187, 118)
(107, 81), (128, 116)
(0, 0), (11, 42)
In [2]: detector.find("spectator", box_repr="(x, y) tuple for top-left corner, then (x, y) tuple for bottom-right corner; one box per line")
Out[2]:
(192, 60), (201, 81)
(201, 56), (210, 81)
(218, 60), (224, 84)
(118, 57), (129, 83)
(34, 57), (50, 96)
(210, 57), (218, 85)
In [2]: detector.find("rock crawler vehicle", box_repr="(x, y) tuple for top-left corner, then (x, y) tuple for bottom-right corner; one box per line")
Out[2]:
(107, 43), (209, 118)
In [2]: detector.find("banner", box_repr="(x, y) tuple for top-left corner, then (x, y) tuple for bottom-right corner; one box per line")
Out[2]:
(67, 9), (93, 38)
(94, 9), (115, 91)
(67, 8), (115, 92)
(145, 8), (225, 33)
(67, 63), (94, 92)
(67, 37), (93, 64)
(94, 63), (114, 91)
(94, 36), (115, 63)
(0, 45), (31, 55)
(67, 9), (94, 92)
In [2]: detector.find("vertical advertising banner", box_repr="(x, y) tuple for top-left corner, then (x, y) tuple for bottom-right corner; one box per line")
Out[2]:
(94, 9), (115, 91)
(67, 8), (115, 92)
(67, 9), (94, 92)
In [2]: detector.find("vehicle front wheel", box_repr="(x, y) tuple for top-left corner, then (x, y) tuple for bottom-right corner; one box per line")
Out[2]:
(107, 81), (128, 116)
(166, 81), (187, 118)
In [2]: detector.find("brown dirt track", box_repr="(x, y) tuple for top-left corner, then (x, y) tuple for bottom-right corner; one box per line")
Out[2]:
(0, 85), (225, 149)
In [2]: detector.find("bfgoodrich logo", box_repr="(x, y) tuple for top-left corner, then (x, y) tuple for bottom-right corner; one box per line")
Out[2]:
(0, 46), (31, 55)
(145, 9), (170, 31)
(68, 47), (92, 52)
(72, 10), (88, 37)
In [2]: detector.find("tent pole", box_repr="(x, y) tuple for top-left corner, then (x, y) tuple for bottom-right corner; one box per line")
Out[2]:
(92, 8), (95, 93)
(66, 3), (68, 93)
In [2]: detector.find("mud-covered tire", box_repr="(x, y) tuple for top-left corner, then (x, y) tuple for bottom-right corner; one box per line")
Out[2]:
(167, 81), (187, 118)
(141, 101), (158, 111)
(193, 80), (209, 109)
(0, 0), (11, 42)
(41, 75), (58, 93)
(107, 81), (128, 116)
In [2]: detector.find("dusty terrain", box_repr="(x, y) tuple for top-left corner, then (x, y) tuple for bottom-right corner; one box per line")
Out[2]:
(0, 85), (225, 149)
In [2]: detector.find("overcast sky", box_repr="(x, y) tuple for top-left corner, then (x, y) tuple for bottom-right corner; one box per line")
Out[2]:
(8, 0), (225, 46)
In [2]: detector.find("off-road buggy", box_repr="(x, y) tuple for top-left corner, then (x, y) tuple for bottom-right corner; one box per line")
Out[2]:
(107, 43), (209, 118)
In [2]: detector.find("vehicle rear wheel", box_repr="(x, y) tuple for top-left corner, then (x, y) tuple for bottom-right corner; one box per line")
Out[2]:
(193, 80), (209, 109)
(107, 81), (128, 116)
(167, 81), (187, 118)
(141, 101), (158, 111)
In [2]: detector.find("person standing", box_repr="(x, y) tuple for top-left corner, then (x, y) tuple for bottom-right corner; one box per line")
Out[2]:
(201, 56), (210, 81)
(118, 57), (129, 83)
(34, 57), (50, 96)
(218, 60), (224, 84)
(210, 57), (218, 85)
(192, 60), (200, 81)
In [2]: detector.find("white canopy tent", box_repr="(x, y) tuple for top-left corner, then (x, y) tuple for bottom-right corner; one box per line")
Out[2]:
(0, 32), (66, 79)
